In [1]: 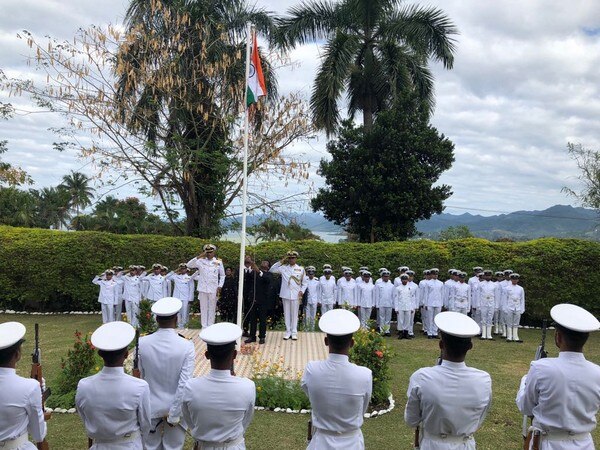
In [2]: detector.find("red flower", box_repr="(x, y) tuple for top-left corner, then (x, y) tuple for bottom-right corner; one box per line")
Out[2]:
(374, 350), (384, 359)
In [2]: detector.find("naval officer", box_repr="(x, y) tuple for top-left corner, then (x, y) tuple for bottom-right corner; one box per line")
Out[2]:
(516, 303), (600, 450)
(76, 321), (151, 449)
(138, 297), (195, 450)
(182, 322), (255, 450)
(302, 309), (372, 450)
(0, 322), (47, 450)
(405, 312), (492, 449)
(187, 244), (226, 328)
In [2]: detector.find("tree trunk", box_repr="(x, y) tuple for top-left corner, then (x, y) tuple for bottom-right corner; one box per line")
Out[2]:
(370, 217), (376, 243)
(363, 105), (374, 131)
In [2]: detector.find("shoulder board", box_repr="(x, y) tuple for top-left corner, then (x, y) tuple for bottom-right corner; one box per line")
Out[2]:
(178, 333), (187, 339)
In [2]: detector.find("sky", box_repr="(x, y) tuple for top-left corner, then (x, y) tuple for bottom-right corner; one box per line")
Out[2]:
(1, 0), (599, 218)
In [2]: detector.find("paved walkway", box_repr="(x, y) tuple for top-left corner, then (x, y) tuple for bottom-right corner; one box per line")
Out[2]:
(178, 329), (329, 379)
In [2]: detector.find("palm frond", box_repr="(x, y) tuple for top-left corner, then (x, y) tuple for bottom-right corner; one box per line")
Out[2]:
(276, 1), (341, 49)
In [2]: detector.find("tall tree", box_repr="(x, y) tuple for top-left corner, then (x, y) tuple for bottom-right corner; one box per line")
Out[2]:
(0, 98), (31, 186)
(59, 171), (95, 218)
(33, 187), (71, 230)
(277, 0), (457, 134)
(312, 93), (454, 242)
(562, 143), (600, 211)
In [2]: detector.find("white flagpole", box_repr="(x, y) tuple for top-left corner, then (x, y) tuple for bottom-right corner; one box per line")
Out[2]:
(236, 22), (252, 344)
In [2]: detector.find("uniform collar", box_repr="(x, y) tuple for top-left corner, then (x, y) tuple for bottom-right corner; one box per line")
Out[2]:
(440, 360), (467, 369)
(0, 367), (16, 374)
(156, 328), (176, 334)
(209, 369), (233, 378)
(558, 351), (585, 360)
(328, 353), (350, 364)
(101, 366), (125, 375)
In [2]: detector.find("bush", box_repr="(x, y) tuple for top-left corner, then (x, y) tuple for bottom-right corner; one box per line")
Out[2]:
(1, 226), (599, 322)
(46, 330), (99, 409)
(350, 329), (392, 407)
(251, 354), (310, 410)
(137, 299), (157, 334)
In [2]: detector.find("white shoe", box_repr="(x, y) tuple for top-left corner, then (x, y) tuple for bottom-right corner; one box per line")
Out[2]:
(291, 334), (298, 341)
(283, 334), (291, 340)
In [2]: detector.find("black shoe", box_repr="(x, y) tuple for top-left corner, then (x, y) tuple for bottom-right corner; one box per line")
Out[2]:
(242, 331), (250, 338)
(385, 332), (391, 337)
(398, 334), (404, 340)
(259, 338), (266, 344)
(244, 337), (256, 344)
(408, 334), (415, 339)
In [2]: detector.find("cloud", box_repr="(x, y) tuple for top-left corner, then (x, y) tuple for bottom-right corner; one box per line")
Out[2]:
(1, 0), (599, 218)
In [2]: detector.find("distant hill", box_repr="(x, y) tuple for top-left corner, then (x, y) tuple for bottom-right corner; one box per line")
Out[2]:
(224, 205), (600, 241)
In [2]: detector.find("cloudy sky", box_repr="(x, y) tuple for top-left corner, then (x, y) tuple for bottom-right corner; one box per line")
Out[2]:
(1, 0), (599, 218)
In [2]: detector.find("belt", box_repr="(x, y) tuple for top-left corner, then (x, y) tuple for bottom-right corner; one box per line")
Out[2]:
(196, 434), (244, 449)
(423, 431), (474, 443)
(541, 430), (590, 441)
(313, 427), (360, 437)
(0, 433), (28, 450)
(92, 430), (140, 444)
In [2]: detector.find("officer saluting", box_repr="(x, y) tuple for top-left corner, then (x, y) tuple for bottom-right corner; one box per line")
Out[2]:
(405, 312), (492, 449)
(516, 304), (600, 450)
(303, 309), (372, 450)
(138, 297), (195, 450)
(76, 321), (151, 449)
(0, 322), (47, 449)
(183, 322), (255, 450)
(188, 244), (226, 328)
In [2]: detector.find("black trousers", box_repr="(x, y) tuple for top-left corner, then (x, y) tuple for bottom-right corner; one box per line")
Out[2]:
(248, 301), (268, 339)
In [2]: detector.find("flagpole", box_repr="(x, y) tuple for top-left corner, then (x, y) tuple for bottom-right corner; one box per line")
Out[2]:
(236, 22), (252, 344)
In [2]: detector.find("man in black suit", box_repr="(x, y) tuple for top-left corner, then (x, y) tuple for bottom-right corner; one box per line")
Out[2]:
(245, 259), (273, 344)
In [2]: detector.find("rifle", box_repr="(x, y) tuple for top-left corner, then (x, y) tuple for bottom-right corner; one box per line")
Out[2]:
(414, 350), (443, 448)
(31, 323), (51, 450)
(132, 328), (141, 378)
(522, 320), (548, 450)
(307, 420), (313, 444)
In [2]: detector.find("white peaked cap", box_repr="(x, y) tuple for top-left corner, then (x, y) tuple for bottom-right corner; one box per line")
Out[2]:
(319, 309), (360, 336)
(91, 322), (136, 351)
(152, 297), (183, 316)
(435, 311), (481, 337)
(200, 322), (242, 345)
(551, 304), (600, 333)
(0, 322), (26, 350)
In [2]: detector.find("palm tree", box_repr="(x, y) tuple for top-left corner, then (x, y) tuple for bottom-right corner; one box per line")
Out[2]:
(60, 171), (95, 218)
(34, 187), (71, 230)
(277, 0), (458, 134)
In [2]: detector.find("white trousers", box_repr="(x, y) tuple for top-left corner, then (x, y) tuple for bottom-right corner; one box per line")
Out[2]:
(505, 311), (522, 327)
(480, 303), (495, 326)
(101, 303), (115, 323)
(427, 306), (442, 336)
(282, 297), (300, 337)
(420, 306), (428, 332)
(308, 429), (364, 450)
(178, 300), (190, 328)
(305, 303), (318, 330)
(408, 310), (415, 335)
(359, 307), (372, 329)
(128, 301), (140, 328)
(199, 292), (217, 328)
(455, 307), (469, 315)
(115, 299), (123, 321)
(321, 303), (334, 315)
(472, 307), (481, 327)
(398, 310), (411, 331)
(144, 419), (186, 450)
(378, 307), (392, 333)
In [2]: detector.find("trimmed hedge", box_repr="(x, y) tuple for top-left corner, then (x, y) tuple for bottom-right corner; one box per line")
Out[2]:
(1, 226), (599, 322)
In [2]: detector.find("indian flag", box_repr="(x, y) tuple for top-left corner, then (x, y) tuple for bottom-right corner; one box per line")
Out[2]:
(246, 32), (267, 107)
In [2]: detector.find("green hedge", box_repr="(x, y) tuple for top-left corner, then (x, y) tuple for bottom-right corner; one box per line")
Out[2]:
(1, 226), (599, 322)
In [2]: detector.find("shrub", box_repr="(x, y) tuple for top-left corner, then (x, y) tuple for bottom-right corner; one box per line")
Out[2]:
(251, 354), (310, 410)
(46, 331), (99, 409)
(350, 329), (392, 407)
(137, 299), (157, 334)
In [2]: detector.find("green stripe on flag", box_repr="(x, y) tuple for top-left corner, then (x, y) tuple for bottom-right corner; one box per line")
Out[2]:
(246, 87), (256, 107)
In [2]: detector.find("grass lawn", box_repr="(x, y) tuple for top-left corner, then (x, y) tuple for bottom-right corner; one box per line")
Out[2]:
(5, 313), (600, 449)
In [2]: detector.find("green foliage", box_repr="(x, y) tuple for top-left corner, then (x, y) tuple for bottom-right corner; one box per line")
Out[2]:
(438, 225), (474, 241)
(1, 226), (600, 322)
(248, 217), (322, 242)
(562, 142), (600, 210)
(312, 94), (455, 242)
(350, 329), (392, 407)
(137, 299), (157, 334)
(46, 330), (98, 409)
(252, 355), (310, 410)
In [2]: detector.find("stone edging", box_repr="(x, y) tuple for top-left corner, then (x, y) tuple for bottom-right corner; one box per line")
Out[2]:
(45, 407), (76, 414)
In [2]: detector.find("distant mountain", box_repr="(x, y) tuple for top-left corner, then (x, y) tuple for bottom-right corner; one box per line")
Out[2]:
(224, 205), (600, 241)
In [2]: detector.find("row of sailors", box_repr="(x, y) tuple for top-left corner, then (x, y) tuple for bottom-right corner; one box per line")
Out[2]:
(92, 263), (206, 327)
(2, 301), (599, 450)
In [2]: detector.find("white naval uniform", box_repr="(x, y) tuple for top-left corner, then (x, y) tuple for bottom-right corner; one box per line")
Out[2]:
(375, 280), (395, 333)
(182, 369), (255, 450)
(405, 360), (492, 450)
(452, 283), (471, 315)
(142, 274), (167, 302)
(270, 262), (307, 338)
(503, 284), (525, 326)
(93, 276), (123, 323)
(477, 281), (498, 326)
(336, 278), (357, 308)
(443, 279), (457, 311)
(305, 277), (321, 331)
(0, 368), (47, 450)
(424, 280), (444, 337)
(356, 281), (375, 329)
(138, 329), (195, 450)
(319, 276), (337, 315)
(516, 352), (600, 450)
(187, 257), (225, 328)
(302, 354), (372, 450)
(498, 279), (511, 334)
(419, 279), (430, 333)
(121, 274), (143, 327)
(394, 283), (417, 332)
(166, 272), (195, 327)
(408, 281), (420, 336)
(76, 367), (152, 450)
(467, 276), (481, 326)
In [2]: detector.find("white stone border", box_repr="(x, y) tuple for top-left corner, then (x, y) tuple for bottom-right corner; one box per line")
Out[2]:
(45, 407), (76, 414)
(0, 310), (101, 315)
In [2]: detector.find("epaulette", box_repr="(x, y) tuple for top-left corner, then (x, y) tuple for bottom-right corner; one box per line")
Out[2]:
(178, 333), (189, 339)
